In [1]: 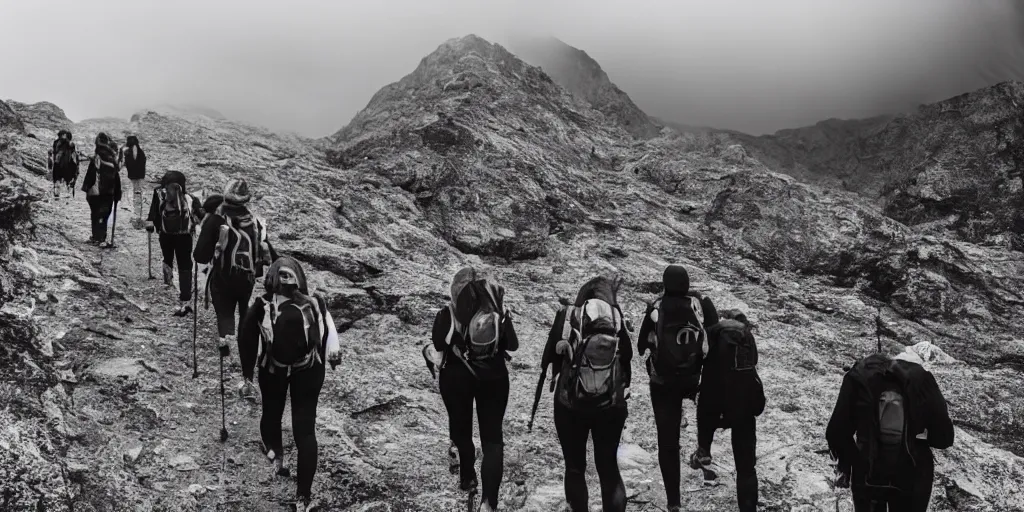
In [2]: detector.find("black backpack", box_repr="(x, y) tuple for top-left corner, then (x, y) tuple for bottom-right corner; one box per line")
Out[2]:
(445, 279), (505, 376)
(214, 210), (270, 278)
(648, 295), (707, 390)
(257, 294), (328, 374)
(848, 355), (914, 496)
(709, 319), (765, 420)
(53, 139), (75, 171)
(555, 298), (626, 413)
(157, 183), (195, 234)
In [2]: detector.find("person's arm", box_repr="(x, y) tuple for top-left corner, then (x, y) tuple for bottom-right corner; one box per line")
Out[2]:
(637, 302), (656, 356)
(700, 295), (720, 329)
(193, 214), (222, 265)
(542, 308), (568, 387)
(826, 374), (858, 476)
(266, 239), (279, 262)
(501, 314), (520, 353)
(321, 297), (341, 368)
(617, 311), (633, 390)
(238, 298), (264, 381)
(116, 147), (123, 169)
(923, 372), (955, 449)
(146, 189), (160, 232)
(431, 307), (452, 354)
(81, 160), (96, 192)
(47, 149), (53, 170)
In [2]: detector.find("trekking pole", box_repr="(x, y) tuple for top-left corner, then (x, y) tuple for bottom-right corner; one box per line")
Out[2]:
(105, 201), (118, 249)
(219, 353), (228, 442)
(875, 306), (883, 353)
(147, 232), (154, 279)
(527, 364), (548, 432)
(192, 264), (198, 379)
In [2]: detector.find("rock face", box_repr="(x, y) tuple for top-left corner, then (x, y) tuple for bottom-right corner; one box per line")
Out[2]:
(6, 100), (73, 136)
(1, 34), (1023, 511)
(510, 36), (662, 139)
(738, 81), (1024, 247)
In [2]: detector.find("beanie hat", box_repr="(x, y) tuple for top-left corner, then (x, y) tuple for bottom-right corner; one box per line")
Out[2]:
(223, 179), (251, 205)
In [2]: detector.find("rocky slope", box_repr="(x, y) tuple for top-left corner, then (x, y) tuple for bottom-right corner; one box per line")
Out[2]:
(735, 81), (1024, 248)
(1, 34), (1023, 511)
(509, 36), (663, 140)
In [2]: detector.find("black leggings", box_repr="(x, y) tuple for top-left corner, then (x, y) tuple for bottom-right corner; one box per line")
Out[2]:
(650, 382), (694, 508)
(209, 275), (254, 338)
(852, 447), (934, 512)
(553, 401), (627, 512)
(438, 360), (509, 509)
(159, 233), (193, 302)
(258, 362), (325, 499)
(697, 393), (758, 512)
(87, 195), (114, 242)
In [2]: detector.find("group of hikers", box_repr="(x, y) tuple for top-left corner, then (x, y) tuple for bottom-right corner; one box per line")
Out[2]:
(427, 265), (955, 512)
(46, 129), (956, 511)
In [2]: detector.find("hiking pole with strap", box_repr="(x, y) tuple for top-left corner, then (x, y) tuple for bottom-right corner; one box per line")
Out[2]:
(192, 263), (198, 379)
(875, 306), (883, 353)
(219, 353), (228, 442)
(147, 232), (154, 279)
(527, 362), (548, 432)
(104, 201), (118, 249)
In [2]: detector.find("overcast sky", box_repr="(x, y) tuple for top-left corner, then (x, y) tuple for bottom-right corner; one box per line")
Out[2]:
(3, 0), (1023, 137)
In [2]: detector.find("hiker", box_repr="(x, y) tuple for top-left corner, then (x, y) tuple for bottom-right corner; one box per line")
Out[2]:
(826, 350), (954, 511)
(430, 266), (519, 512)
(194, 178), (278, 360)
(80, 132), (122, 246)
(238, 257), (341, 511)
(541, 275), (632, 512)
(47, 129), (79, 198)
(690, 309), (765, 512)
(119, 135), (147, 228)
(145, 170), (204, 316)
(636, 265), (719, 512)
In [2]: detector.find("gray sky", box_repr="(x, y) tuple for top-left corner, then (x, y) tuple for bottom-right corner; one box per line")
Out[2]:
(3, 0), (1023, 137)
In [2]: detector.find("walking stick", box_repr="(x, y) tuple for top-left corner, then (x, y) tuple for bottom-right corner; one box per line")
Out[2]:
(103, 201), (118, 249)
(219, 353), (228, 442)
(192, 263), (198, 379)
(527, 364), (548, 433)
(147, 232), (155, 279)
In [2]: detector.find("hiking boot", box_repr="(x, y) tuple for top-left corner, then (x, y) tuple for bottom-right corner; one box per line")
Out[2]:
(459, 475), (478, 492)
(173, 302), (193, 317)
(162, 263), (173, 286)
(273, 457), (291, 478)
(689, 447), (711, 470)
(239, 379), (257, 401)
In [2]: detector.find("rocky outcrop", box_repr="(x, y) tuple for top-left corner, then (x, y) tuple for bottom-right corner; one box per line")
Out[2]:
(510, 36), (661, 139)
(6, 100), (73, 136)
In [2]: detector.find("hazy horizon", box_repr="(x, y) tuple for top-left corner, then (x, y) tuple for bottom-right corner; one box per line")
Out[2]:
(3, 0), (1023, 138)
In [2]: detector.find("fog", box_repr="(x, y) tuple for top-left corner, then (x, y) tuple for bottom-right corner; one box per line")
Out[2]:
(3, 0), (1023, 137)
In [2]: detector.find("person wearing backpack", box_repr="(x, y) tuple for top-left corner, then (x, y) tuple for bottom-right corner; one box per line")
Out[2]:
(80, 132), (122, 246)
(539, 275), (632, 512)
(47, 129), (79, 199)
(119, 135), (147, 229)
(430, 266), (519, 512)
(689, 309), (765, 512)
(238, 257), (341, 512)
(146, 170), (204, 316)
(194, 178), (278, 361)
(826, 351), (954, 511)
(636, 265), (718, 512)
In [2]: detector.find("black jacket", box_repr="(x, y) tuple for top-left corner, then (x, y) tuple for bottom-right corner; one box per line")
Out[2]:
(121, 145), (146, 180)
(146, 187), (203, 234)
(826, 354), (954, 489)
(81, 158), (122, 202)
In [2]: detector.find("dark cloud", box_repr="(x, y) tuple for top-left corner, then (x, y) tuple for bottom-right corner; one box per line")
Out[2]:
(3, 0), (1022, 137)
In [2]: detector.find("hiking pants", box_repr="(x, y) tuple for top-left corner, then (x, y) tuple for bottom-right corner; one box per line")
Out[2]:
(209, 275), (255, 337)
(650, 382), (695, 508)
(131, 179), (144, 221)
(438, 360), (509, 509)
(258, 361), (325, 499)
(852, 447), (935, 512)
(87, 195), (114, 242)
(159, 233), (194, 302)
(553, 401), (628, 512)
(697, 394), (758, 512)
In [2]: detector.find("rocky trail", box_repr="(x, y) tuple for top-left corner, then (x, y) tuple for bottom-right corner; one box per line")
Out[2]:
(3, 34), (1024, 511)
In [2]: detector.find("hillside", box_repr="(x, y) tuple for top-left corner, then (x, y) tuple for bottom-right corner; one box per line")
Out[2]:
(2, 34), (1024, 511)
(509, 36), (662, 140)
(736, 81), (1024, 248)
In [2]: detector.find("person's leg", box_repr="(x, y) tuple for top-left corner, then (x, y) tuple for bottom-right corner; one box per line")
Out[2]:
(650, 383), (684, 508)
(476, 375), (510, 509)
(290, 362), (326, 501)
(257, 367), (289, 464)
(131, 179), (143, 223)
(553, 401), (590, 511)
(174, 234), (193, 303)
(908, 448), (935, 512)
(209, 280), (238, 356)
(96, 197), (113, 242)
(592, 407), (628, 512)
(439, 362), (477, 488)
(159, 233), (175, 285)
(234, 281), (255, 341)
(731, 416), (758, 512)
(694, 389), (718, 463)
(87, 197), (100, 241)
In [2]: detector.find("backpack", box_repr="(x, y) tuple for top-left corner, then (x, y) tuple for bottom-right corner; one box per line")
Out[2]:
(54, 139), (75, 171)
(445, 279), (505, 376)
(555, 299), (626, 413)
(157, 184), (194, 234)
(95, 144), (119, 195)
(710, 319), (765, 420)
(214, 212), (270, 278)
(849, 355), (914, 495)
(648, 295), (707, 389)
(257, 295), (328, 375)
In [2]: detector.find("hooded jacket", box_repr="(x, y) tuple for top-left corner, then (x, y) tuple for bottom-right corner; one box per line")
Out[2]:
(193, 201), (278, 284)
(637, 265), (719, 359)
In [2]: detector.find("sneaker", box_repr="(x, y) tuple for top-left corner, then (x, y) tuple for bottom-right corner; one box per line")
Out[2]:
(273, 457), (291, 478)
(689, 447), (711, 470)
(173, 303), (193, 317)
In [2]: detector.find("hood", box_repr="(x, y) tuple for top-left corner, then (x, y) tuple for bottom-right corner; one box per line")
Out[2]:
(450, 266), (477, 303)
(663, 265), (690, 296)
(264, 256), (310, 296)
(202, 193), (224, 215)
(574, 275), (619, 307)
(161, 170), (186, 188)
(223, 178), (251, 205)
